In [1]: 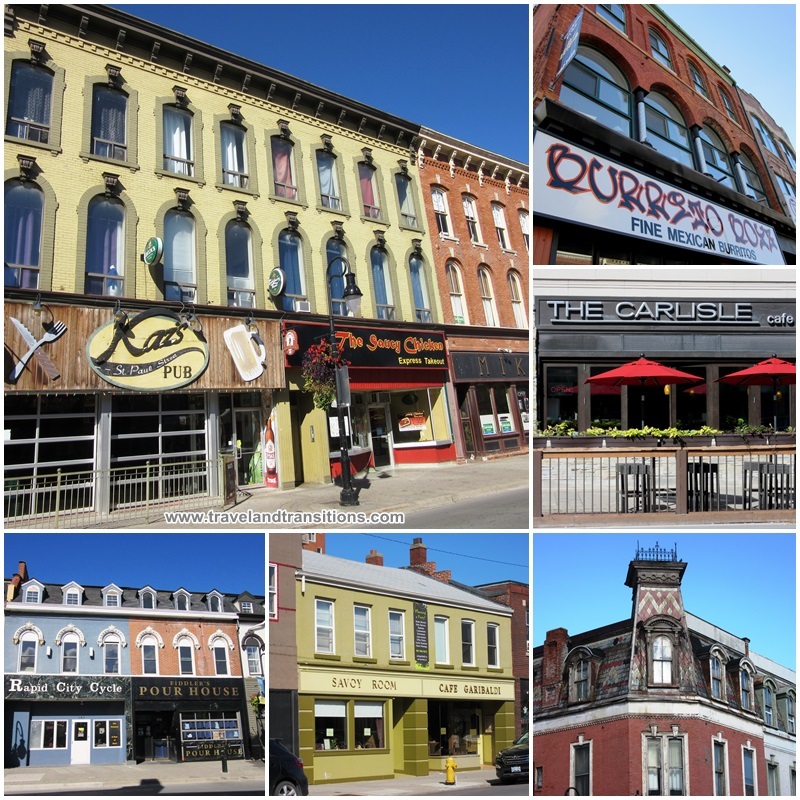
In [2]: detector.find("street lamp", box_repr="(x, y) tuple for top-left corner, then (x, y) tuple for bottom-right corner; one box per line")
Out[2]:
(327, 256), (363, 506)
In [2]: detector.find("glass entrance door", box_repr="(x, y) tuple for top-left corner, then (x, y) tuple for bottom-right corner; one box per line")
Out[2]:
(368, 405), (393, 468)
(235, 409), (262, 486)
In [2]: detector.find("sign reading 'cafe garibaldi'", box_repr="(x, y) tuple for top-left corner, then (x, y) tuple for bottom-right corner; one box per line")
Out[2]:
(534, 131), (785, 265)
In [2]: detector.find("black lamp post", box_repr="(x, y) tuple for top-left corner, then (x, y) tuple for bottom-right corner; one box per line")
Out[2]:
(326, 256), (363, 507)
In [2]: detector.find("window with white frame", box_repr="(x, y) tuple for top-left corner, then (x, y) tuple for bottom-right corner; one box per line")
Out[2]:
(434, 616), (450, 664)
(163, 105), (194, 175)
(597, 3), (626, 33)
(104, 637), (121, 675)
(18, 631), (38, 672)
(431, 188), (451, 235)
(141, 590), (155, 609)
(244, 636), (263, 675)
(278, 229), (307, 313)
(61, 633), (79, 673)
(652, 635), (673, 684)
(713, 739), (727, 795)
(491, 203), (509, 248)
(221, 122), (249, 188)
(478, 267), (499, 327)
(743, 746), (756, 796)
(508, 271), (527, 329)
(269, 564), (277, 620)
(315, 598), (335, 654)
(445, 261), (468, 324)
(645, 734), (685, 795)
(272, 136), (297, 199)
(764, 682), (775, 726)
(91, 85), (127, 160)
(767, 761), (779, 795)
(211, 637), (230, 675)
(574, 658), (590, 701)
(141, 635), (159, 675)
(30, 720), (67, 750)
(104, 591), (121, 608)
(740, 666), (752, 710)
(461, 619), (475, 666)
(326, 237), (350, 317)
(177, 637), (195, 675)
(462, 195), (482, 243)
(487, 623), (499, 668)
(389, 610), (405, 660)
(24, 586), (41, 603)
(65, 590), (80, 606)
(518, 209), (530, 250)
(572, 741), (591, 796)
(209, 595), (222, 613)
(710, 654), (724, 699)
(788, 693), (795, 734)
(354, 605), (372, 657)
(241, 601), (254, 614)
(175, 592), (190, 611)
(94, 719), (122, 748)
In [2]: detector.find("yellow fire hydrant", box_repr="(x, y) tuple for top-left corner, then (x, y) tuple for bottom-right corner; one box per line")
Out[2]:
(445, 755), (457, 785)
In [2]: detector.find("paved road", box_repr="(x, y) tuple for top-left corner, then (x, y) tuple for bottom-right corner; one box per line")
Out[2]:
(402, 487), (529, 529)
(428, 780), (530, 795)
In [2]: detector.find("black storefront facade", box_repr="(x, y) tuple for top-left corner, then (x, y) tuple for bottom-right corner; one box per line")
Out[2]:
(132, 677), (249, 763)
(537, 296), (796, 432)
(533, 100), (796, 266)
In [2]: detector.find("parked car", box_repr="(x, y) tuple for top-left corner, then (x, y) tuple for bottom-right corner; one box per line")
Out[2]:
(495, 730), (529, 784)
(270, 738), (309, 796)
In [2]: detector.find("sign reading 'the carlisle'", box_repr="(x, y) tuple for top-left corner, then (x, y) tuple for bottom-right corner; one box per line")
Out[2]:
(533, 131), (785, 265)
(87, 308), (209, 390)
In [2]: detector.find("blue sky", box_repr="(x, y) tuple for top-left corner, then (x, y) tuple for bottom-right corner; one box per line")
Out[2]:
(658, 5), (796, 145)
(4, 533), (265, 595)
(320, 533), (529, 586)
(534, 533), (796, 670)
(111, 4), (529, 164)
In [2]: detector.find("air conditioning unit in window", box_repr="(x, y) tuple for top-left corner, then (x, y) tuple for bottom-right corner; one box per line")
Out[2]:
(294, 299), (311, 313)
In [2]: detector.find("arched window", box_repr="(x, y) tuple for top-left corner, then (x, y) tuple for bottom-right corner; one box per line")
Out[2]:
(518, 209), (530, 251)
(445, 261), (468, 324)
(225, 219), (254, 307)
(175, 594), (188, 612)
(596, 4), (626, 33)
(163, 106), (193, 176)
(91, 85), (127, 160)
(740, 665), (752, 710)
(278, 229), (306, 312)
(508, 271), (527, 329)
(719, 88), (738, 122)
(649, 29), (673, 70)
(272, 137), (297, 199)
(370, 246), (394, 321)
(462, 195), (482, 243)
(644, 93), (694, 169)
(140, 634), (159, 675)
(763, 682), (775, 726)
(243, 635), (263, 676)
(560, 47), (632, 136)
(326, 238), (349, 316)
(5, 182), (43, 288)
(751, 116), (781, 158)
(140, 590), (155, 609)
(6, 61), (53, 143)
(85, 196), (125, 296)
(316, 149), (341, 209)
(739, 152), (769, 205)
(164, 210), (196, 302)
(409, 254), (431, 323)
(103, 634), (121, 675)
(688, 62), (709, 99)
(431, 188), (451, 235)
(478, 267), (498, 327)
(395, 172), (418, 227)
(358, 163), (381, 219)
(699, 127), (734, 188)
(210, 635), (230, 676)
(710, 654), (724, 699)
(491, 204), (509, 249)
(18, 630), (39, 672)
(652, 635), (672, 684)
(176, 635), (195, 675)
(61, 632), (79, 674)
(221, 122), (249, 188)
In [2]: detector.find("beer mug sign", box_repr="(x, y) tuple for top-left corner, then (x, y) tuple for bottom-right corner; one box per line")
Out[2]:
(223, 324), (267, 382)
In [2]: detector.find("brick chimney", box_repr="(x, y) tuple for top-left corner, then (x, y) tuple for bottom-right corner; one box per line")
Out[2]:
(410, 537), (427, 566)
(541, 628), (569, 709)
(366, 549), (384, 566)
(742, 637), (750, 657)
(433, 569), (451, 584)
(6, 561), (29, 602)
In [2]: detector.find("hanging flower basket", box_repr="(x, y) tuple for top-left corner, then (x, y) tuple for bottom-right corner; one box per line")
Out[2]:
(301, 341), (349, 411)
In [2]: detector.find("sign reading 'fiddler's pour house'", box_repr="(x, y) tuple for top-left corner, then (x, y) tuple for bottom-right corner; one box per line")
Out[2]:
(534, 131), (785, 265)
(87, 308), (209, 390)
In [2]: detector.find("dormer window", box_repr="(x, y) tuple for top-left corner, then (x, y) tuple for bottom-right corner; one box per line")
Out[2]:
(62, 582), (84, 607)
(566, 646), (599, 703)
(207, 591), (224, 613)
(764, 682), (775, 726)
(241, 601), (254, 614)
(102, 584), (122, 607)
(741, 668), (751, 709)
(653, 636), (672, 684)
(24, 587), (41, 603)
(174, 590), (191, 611)
(711, 656), (722, 698)
(140, 588), (156, 609)
(703, 645), (728, 701)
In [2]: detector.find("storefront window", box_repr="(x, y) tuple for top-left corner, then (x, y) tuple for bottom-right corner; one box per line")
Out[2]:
(180, 712), (240, 742)
(354, 701), (384, 749)
(589, 366), (621, 429)
(545, 366), (578, 427)
(32, 720), (68, 749)
(315, 700), (347, 750)
(428, 701), (481, 757)
(718, 367), (750, 430)
(94, 720), (122, 748)
(676, 366), (707, 428)
(474, 384), (516, 436)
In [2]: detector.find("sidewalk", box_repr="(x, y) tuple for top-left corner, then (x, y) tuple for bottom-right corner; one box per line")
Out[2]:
(4, 758), (264, 795)
(151, 453), (530, 529)
(308, 766), (511, 796)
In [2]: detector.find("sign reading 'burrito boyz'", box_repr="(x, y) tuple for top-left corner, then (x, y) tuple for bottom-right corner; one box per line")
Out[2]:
(534, 131), (785, 265)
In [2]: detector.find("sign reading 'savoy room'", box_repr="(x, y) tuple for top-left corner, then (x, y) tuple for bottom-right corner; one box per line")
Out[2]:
(533, 131), (785, 265)
(87, 308), (209, 390)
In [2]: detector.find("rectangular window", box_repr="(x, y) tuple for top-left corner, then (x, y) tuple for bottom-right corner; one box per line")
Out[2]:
(272, 138), (297, 199)
(354, 605), (371, 657)
(24, 588), (40, 603)
(359, 163), (381, 218)
(711, 657), (722, 698)
(65, 592), (79, 605)
(788, 696), (795, 733)
(104, 642), (120, 674)
(91, 86), (127, 160)
(667, 738), (684, 796)
(432, 189), (450, 235)
(221, 123), (248, 188)
(647, 737), (662, 795)
(105, 593), (119, 607)
(163, 106), (194, 176)
(767, 762), (778, 795)
(63, 642), (78, 673)
(574, 743), (590, 796)
(268, 564), (277, 620)
(492, 204), (508, 248)
(743, 748), (755, 796)
(741, 669), (750, 709)
(575, 660), (589, 701)
(487, 623), (499, 668)
(32, 720), (68, 749)
(462, 195), (481, 243)
(179, 645), (194, 675)
(535, 766), (543, 790)
(19, 639), (36, 672)
(434, 616), (449, 664)
(142, 644), (157, 675)
(461, 619), (475, 666)
(389, 610), (405, 660)
(315, 599), (335, 654)
(315, 699), (346, 750)
(179, 711), (241, 743)
(316, 150), (341, 209)
(764, 687), (774, 725)
(246, 645), (262, 675)
(713, 741), (726, 795)
(7, 62), (52, 143)
(395, 174), (418, 227)
(241, 601), (254, 614)
(214, 646), (228, 676)
(94, 719), (122, 748)
(518, 210), (530, 251)
(354, 701), (384, 749)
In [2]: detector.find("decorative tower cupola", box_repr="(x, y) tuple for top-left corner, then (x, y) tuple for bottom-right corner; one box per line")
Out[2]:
(626, 542), (691, 692)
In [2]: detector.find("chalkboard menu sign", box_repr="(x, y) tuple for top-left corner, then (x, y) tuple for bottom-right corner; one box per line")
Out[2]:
(414, 601), (429, 667)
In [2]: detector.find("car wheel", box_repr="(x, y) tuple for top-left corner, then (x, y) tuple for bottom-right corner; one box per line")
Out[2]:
(272, 780), (299, 796)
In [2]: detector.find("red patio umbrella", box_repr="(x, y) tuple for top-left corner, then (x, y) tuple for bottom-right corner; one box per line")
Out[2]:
(586, 355), (703, 428)
(716, 355), (796, 431)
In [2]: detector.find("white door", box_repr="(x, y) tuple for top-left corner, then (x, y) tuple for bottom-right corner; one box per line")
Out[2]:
(71, 720), (91, 765)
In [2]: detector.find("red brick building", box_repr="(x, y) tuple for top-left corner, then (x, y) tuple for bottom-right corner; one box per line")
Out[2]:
(532, 545), (796, 795)
(418, 129), (530, 459)
(533, 4), (795, 265)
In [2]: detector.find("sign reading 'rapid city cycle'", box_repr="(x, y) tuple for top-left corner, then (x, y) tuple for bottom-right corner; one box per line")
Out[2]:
(533, 131), (786, 265)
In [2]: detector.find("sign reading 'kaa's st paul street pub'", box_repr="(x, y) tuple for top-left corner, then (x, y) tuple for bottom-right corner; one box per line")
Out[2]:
(87, 308), (209, 390)
(534, 131), (785, 265)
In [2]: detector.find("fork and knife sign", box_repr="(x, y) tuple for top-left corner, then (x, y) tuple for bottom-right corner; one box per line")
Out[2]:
(8, 318), (67, 382)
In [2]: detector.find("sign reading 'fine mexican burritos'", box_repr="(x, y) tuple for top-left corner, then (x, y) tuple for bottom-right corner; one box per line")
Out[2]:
(533, 131), (785, 265)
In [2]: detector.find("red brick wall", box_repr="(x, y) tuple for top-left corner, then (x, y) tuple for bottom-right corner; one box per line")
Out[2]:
(533, 4), (780, 211)
(129, 618), (243, 676)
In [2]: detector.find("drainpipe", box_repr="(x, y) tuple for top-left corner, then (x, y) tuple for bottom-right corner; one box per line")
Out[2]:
(634, 88), (649, 144)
